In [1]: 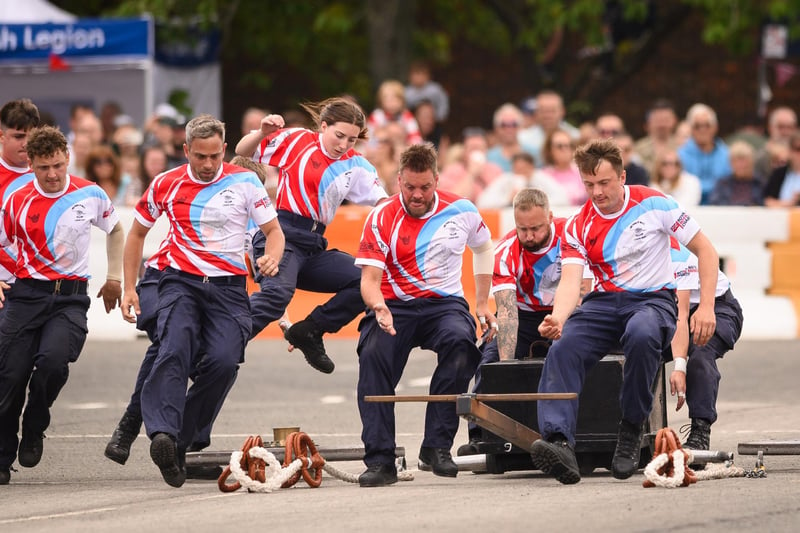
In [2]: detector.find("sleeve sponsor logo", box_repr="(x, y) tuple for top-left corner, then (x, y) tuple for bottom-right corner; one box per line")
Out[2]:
(670, 212), (691, 233)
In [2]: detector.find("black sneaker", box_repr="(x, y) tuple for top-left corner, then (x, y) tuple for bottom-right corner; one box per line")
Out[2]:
(150, 433), (186, 488)
(104, 411), (142, 465)
(358, 463), (398, 487)
(18, 432), (44, 468)
(683, 418), (711, 451)
(0, 467), (10, 485)
(418, 447), (458, 477)
(456, 437), (482, 456)
(530, 437), (580, 484)
(611, 419), (643, 480)
(284, 318), (335, 374)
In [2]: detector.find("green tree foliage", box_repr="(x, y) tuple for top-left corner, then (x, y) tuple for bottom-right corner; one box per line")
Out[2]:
(50, 0), (800, 110)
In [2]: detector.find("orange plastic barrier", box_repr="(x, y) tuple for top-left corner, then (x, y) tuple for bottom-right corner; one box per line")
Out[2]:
(252, 205), (501, 339)
(767, 208), (800, 336)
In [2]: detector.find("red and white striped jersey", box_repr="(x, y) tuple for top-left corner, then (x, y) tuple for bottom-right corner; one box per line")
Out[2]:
(252, 128), (387, 224)
(367, 108), (423, 145)
(0, 175), (119, 281)
(134, 162), (276, 277)
(0, 157), (33, 282)
(356, 190), (492, 300)
(562, 185), (700, 292)
(492, 218), (567, 311)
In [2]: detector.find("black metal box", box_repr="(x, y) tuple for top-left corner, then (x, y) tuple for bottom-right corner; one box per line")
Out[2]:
(475, 355), (667, 474)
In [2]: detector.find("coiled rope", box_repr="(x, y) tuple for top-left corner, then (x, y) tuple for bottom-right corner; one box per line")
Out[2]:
(218, 432), (412, 493)
(643, 427), (746, 488)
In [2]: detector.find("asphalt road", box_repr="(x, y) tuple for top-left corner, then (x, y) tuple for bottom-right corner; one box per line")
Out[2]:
(1, 338), (798, 532)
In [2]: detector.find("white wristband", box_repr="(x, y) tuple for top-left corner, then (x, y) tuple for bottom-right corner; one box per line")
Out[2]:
(673, 358), (687, 373)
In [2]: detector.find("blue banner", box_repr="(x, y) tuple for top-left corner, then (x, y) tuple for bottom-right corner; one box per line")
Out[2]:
(0, 18), (151, 62)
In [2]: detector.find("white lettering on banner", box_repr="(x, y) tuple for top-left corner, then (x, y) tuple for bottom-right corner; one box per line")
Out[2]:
(0, 26), (18, 51)
(22, 26), (105, 55)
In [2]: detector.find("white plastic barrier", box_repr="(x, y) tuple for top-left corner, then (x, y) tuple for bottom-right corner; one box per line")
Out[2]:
(86, 207), (169, 341)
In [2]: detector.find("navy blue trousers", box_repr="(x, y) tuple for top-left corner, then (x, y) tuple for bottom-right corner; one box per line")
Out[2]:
(140, 270), (250, 452)
(249, 224), (364, 337)
(0, 280), (89, 468)
(467, 309), (550, 436)
(124, 267), (162, 421)
(357, 297), (482, 467)
(537, 290), (677, 447)
(123, 268), (225, 449)
(686, 289), (743, 423)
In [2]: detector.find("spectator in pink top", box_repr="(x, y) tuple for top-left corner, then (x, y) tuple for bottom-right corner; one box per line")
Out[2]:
(438, 127), (503, 202)
(540, 129), (586, 206)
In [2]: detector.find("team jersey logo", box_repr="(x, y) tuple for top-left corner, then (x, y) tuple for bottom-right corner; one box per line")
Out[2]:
(630, 220), (647, 241)
(221, 189), (236, 207)
(670, 212), (691, 232)
(72, 204), (87, 222)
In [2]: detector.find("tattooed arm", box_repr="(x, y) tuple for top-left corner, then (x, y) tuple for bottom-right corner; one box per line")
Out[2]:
(494, 289), (518, 361)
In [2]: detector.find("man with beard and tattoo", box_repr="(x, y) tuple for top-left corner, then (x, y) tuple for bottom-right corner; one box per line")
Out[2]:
(456, 188), (592, 456)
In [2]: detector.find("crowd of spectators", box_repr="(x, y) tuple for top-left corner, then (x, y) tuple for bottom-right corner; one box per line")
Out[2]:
(40, 61), (800, 211)
(352, 67), (800, 210)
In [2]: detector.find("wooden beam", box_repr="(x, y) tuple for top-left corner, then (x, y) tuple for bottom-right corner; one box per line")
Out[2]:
(456, 396), (542, 450)
(363, 392), (577, 403)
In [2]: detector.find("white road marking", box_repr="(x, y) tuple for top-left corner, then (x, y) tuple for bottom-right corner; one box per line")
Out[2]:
(0, 507), (119, 525)
(0, 494), (230, 525)
(66, 402), (109, 410)
(320, 395), (346, 404)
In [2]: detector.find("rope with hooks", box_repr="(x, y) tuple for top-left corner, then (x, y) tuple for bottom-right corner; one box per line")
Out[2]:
(218, 432), (412, 493)
(643, 427), (746, 488)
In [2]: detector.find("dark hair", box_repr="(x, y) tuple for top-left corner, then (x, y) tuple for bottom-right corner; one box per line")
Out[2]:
(399, 142), (438, 176)
(0, 99), (40, 131)
(85, 144), (122, 188)
(300, 97), (368, 139)
(70, 103), (93, 119)
(26, 126), (68, 161)
(511, 151), (535, 166)
(409, 60), (431, 74)
(649, 98), (676, 114)
(573, 138), (624, 176)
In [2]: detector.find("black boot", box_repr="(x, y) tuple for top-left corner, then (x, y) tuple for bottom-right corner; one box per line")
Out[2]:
(530, 434), (580, 484)
(18, 432), (45, 468)
(611, 419), (643, 480)
(284, 318), (335, 374)
(105, 411), (142, 465)
(150, 433), (185, 488)
(684, 418), (712, 451)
